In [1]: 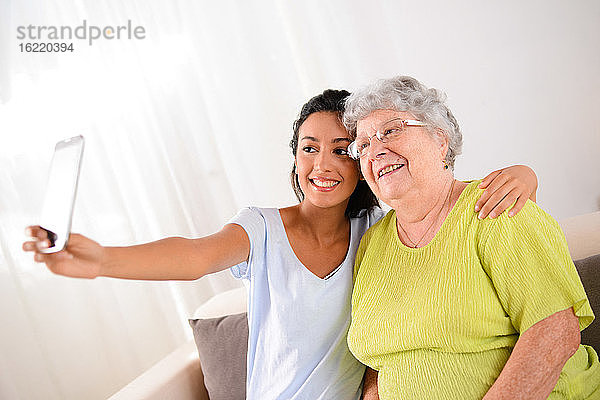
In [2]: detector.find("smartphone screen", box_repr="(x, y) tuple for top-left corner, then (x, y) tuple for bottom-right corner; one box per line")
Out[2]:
(38, 136), (85, 253)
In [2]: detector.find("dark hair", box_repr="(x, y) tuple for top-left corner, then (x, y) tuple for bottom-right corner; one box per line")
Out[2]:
(289, 89), (379, 217)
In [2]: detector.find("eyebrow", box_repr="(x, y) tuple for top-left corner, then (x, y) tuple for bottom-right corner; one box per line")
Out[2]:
(332, 137), (351, 144)
(300, 136), (351, 144)
(355, 118), (399, 137)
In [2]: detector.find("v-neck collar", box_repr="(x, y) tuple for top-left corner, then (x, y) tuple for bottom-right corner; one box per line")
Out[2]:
(274, 209), (353, 282)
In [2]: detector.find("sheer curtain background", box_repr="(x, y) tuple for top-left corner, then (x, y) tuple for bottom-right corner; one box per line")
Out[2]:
(1, 0), (598, 399)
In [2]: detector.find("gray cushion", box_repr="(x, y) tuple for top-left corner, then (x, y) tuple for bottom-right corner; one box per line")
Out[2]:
(574, 254), (600, 351)
(189, 312), (248, 400)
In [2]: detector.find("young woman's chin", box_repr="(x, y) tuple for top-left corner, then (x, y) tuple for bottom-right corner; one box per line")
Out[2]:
(301, 183), (355, 210)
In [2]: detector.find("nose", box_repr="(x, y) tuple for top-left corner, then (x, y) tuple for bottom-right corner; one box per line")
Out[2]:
(367, 135), (388, 161)
(314, 149), (333, 171)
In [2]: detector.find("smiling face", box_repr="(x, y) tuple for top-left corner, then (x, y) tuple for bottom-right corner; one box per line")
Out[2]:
(356, 109), (449, 206)
(295, 112), (360, 211)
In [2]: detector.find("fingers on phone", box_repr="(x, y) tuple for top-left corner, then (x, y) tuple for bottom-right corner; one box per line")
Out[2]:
(25, 226), (48, 240)
(23, 240), (51, 252)
(25, 225), (37, 237)
(24, 226), (49, 254)
(33, 250), (69, 264)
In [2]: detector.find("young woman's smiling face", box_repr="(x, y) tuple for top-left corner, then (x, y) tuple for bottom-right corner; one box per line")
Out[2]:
(295, 112), (360, 210)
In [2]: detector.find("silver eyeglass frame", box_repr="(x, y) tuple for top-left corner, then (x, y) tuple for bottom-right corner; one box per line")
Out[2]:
(347, 118), (426, 160)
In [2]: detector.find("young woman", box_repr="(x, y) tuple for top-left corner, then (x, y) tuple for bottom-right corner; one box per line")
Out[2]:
(23, 89), (538, 400)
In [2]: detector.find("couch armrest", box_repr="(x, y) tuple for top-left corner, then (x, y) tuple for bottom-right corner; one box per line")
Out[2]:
(109, 287), (248, 400)
(560, 211), (600, 260)
(108, 340), (208, 400)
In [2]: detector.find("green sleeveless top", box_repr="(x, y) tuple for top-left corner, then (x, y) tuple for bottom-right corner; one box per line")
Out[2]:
(347, 181), (598, 399)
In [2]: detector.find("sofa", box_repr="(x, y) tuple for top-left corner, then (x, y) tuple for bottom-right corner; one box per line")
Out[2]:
(109, 211), (600, 400)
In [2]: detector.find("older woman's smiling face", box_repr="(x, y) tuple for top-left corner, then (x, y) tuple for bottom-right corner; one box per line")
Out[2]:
(356, 109), (449, 205)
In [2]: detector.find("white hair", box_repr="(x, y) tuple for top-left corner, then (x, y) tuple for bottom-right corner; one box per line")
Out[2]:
(343, 76), (463, 168)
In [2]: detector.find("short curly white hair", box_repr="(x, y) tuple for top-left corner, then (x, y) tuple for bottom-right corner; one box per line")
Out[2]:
(343, 76), (463, 169)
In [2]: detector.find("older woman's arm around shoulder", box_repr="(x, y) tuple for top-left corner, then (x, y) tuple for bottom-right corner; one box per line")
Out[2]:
(483, 307), (580, 400)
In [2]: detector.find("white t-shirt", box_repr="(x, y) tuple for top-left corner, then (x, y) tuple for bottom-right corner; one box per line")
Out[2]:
(229, 207), (384, 400)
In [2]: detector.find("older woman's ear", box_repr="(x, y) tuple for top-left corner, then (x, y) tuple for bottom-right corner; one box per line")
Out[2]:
(435, 129), (450, 165)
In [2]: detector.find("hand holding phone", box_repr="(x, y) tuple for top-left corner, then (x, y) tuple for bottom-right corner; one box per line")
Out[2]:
(37, 136), (84, 253)
(23, 227), (105, 279)
(23, 136), (106, 278)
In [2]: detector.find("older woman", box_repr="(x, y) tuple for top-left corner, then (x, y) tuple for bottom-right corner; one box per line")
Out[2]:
(344, 76), (599, 399)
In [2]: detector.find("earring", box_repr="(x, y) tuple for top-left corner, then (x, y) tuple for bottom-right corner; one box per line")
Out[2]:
(442, 160), (449, 170)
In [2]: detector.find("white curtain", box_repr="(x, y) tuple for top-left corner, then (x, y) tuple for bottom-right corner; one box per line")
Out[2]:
(2, 0), (599, 399)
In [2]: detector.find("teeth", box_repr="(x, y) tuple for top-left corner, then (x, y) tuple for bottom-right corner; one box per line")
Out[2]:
(378, 164), (404, 178)
(312, 179), (339, 188)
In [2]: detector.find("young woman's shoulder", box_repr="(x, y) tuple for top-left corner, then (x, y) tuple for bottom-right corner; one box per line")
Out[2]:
(230, 206), (280, 224)
(352, 206), (386, 227)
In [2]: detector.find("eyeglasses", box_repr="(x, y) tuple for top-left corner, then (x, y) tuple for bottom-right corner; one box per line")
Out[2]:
(347, 118), (426, 160)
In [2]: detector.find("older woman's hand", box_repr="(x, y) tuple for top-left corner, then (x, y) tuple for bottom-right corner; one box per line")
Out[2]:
(475, 165), (538, 219)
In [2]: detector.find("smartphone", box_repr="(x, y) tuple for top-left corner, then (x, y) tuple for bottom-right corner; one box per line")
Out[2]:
(38, 136), (85, 253)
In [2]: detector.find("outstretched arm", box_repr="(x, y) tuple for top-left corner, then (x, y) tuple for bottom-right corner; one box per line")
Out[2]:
(475, 165), (538, 219)
(23, 223), (249, 281)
